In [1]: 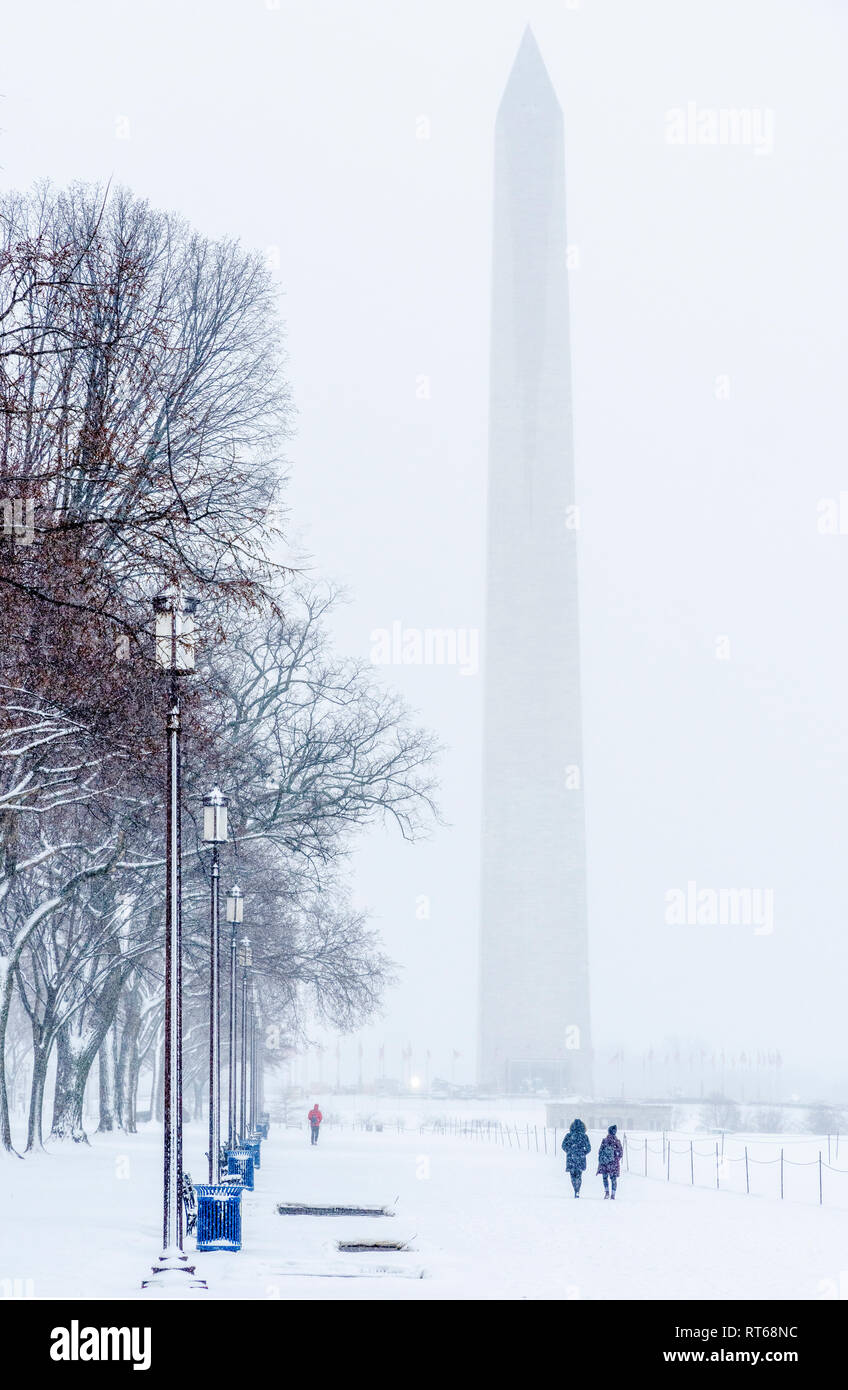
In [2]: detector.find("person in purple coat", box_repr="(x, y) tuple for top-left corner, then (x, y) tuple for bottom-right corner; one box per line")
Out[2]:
(597, 1124), (623, 1200)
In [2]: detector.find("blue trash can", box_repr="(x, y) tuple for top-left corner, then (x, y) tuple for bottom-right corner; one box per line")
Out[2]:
(227, 1147), (255, 1191)
(195, 1183), (243, 1252)
(244, 1137), (261, 1170)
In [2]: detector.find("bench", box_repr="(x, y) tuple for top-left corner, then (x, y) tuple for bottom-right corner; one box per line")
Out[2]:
(182, 1172), (198, 1236)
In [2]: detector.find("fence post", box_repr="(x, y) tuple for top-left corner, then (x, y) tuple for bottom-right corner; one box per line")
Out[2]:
(644, 1136), (648, 1176)
(624, 1134), (630, 1172)
(534, 1125), (539, 1153)
(667, 1139), (671, 1181)
(526, 1124), (530, 1149)
(515, 1124), (520, 1149)
(780, 1148), (784, 1199)
(690, 1140), (694, 1186)
(662, 1131), (666, 1166)
(543, 1127), (547, 1155)
(721, 1130), (725, 1158)
(819, 1152), (823, 1206)
(828, 1134), (831, 1165)
(715, 1142), (720, 1190)
(745, 1146), (749, 1195)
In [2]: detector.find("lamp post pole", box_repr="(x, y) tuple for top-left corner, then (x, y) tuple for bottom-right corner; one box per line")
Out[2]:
(226, 888), (243, 1152)
(255, 988), (261, 1131)
(238, 937), (252, 1143)
(144, 587), (205, 1291)
(209, 842), (221, 1181)
(203, 789), (228, 1183)
(249, 985), (257, 1135)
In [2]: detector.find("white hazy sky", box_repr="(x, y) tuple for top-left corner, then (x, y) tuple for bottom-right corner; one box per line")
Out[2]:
(4, 0), (848, 1096)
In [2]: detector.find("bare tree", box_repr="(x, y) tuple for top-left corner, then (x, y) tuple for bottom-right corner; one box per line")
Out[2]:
(0, 180), (291, 628)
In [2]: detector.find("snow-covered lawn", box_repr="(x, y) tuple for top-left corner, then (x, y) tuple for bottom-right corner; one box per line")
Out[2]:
(2, 1121), (846, 1300)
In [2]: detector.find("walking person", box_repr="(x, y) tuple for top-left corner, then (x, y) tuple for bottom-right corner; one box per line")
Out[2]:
(561, 1118), (591, 1198)
(597, 1124), (623, 1199)
(308, 1102), (323, 1145)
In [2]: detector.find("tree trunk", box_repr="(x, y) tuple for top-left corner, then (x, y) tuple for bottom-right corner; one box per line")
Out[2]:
(25, 1042), (51, 1151)
(155, 1036), (165, 1122)
(50, 1024), (93, 1143)
(0, 961), (16, 1152)
(146, 1039), (160, 1124)
(116, 995), (142, 1134)
(97, 1028), (117, 1132)
(127, 1050), (143, 1131)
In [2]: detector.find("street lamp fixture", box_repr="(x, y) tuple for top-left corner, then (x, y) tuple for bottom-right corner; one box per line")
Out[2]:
(203, 787), (228, 844)
(154, 588), (198, 671)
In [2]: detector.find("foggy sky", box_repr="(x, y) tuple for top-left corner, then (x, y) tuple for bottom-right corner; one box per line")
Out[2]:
(3, 0), (847, 1096)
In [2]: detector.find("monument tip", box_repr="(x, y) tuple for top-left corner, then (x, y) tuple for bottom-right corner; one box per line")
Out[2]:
(499, 24), (559, 114)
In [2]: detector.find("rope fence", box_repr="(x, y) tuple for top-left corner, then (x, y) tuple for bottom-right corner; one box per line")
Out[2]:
(416, 1117), (848, 1208)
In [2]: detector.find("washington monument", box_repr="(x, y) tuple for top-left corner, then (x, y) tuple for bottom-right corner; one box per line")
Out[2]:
(478, 27), (592, 1095)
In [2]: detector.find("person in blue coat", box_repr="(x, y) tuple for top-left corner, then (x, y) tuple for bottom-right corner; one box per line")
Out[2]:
(561, 1118), (591, 1197)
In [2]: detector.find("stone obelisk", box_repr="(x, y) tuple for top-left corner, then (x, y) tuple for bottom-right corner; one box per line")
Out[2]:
(478, 27), (592, 1096)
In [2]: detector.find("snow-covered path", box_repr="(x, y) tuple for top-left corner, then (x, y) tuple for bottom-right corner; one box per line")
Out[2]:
(2, 1123), (845, 1300)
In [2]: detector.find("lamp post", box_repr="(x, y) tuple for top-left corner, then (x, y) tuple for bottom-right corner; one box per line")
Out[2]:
(250, 982), (261, 1135)
(238, 937), (252, 1143)
(256, 996), (264, 1122)
(226, 888), (243, 1151)
(248, 982), (258, 1135)
(143, 587), (205, 1290)
(203, 789), (228, 1183)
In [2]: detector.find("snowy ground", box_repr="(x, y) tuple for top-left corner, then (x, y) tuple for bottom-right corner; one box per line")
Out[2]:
(3, 1117), (847, 1300)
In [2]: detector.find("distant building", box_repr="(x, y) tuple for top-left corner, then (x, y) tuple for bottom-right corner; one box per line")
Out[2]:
(547, 1101), (675, 1132)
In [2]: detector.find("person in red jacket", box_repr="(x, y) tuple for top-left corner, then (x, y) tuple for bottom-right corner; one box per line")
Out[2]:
(308, 1103), (323, 1145)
